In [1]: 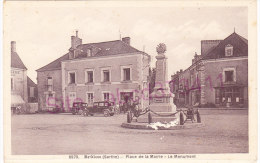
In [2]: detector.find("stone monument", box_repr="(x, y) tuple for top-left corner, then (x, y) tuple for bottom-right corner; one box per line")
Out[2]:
(138, 43), (177, 123)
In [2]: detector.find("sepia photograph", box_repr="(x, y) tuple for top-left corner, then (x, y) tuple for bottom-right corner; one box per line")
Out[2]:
(3, 0), (258, 162)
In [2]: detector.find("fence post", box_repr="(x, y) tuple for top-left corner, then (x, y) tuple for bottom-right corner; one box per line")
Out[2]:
(180, 112), (184, 125)
(148, 112), (152, 124)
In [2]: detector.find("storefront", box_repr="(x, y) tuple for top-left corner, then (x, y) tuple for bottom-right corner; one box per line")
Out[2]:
(214, 84), (245, 107)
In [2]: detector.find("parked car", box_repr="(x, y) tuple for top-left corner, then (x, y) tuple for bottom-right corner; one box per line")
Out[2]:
(83, 101), (115, 117)
(71, 102), (88, 115)
(11, 105), (22, 114)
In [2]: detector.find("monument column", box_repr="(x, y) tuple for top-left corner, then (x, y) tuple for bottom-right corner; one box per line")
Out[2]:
(137, 43), (178, 123)
(154, 49), (170, 92)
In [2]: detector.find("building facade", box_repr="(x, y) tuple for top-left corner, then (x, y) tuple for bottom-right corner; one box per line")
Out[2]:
(171, 32), (248, 108)
(11, 41), (38, 107)
(37, 32), (150, 111)
(11, 41), (28, 105)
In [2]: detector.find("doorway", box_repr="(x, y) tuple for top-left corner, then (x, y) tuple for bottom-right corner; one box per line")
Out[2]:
(120, 92), (133, 104)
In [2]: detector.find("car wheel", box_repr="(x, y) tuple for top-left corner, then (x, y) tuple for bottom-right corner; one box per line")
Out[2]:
(83, 111), (88, 116)
(114, 107), (120, 114)
(104, 110), (110, 117)
(78, 109), (83, 115)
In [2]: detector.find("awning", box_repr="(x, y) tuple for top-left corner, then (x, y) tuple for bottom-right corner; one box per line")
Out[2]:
(11, 94), (25, 106)
(214, 83), (245, 88)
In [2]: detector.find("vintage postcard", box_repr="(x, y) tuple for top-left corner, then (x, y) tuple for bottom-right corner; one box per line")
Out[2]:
(3, 0), (258, 163)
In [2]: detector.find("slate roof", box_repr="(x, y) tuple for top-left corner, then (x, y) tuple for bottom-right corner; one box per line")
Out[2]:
(36, 53), (69, 72)
(202, 32), (248, 60)
(77, 40), (141, 58)
(37, 40), (142, 72)
(11, 52), (27, 70)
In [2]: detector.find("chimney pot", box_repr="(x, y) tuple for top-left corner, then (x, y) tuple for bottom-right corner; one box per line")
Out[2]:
(71, 35), (82, 49)
(76, 30), (78, 37)
(11, 41), (16, 53)
(122, 37), (130, 45)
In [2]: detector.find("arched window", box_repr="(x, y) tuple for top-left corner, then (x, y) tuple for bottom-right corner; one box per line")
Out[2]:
(225, 44), (233, 56)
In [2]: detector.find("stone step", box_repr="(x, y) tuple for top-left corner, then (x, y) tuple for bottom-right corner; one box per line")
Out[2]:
(149, 111), (179, 117)
(137, 116), (178, 123)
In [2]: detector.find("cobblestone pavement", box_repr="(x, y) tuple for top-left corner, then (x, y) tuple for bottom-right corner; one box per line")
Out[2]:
(11, 110), (248, 154)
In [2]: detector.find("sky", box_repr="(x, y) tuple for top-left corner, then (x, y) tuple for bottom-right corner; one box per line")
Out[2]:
(4, 3), (248, 83)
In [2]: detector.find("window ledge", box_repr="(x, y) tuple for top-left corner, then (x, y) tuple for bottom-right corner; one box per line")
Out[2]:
(85, 82), (94, 85)
(101, 81), (111, 84)
(68, 83), (77, 86)
(224, 81), (236, 85)
(225, 55), (233, 57)
(121, 80), (132, 83)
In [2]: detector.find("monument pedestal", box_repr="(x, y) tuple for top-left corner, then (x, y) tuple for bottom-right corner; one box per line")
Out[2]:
(137, 88), (178, 123)
(137, 112), (179, 123)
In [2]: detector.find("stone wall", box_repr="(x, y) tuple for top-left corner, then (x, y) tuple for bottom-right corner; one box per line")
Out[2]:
(11, 68), (28, 103)
(202, 58), (248, 105)
(37, 69), (63, 111)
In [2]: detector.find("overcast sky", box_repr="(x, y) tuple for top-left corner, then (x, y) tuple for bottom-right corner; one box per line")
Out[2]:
(5, 4), (247, 83)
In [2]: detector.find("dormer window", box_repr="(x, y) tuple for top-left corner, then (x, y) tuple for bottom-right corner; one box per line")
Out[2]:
(87, 49), (92, 57)
(225, 44), (233, 56)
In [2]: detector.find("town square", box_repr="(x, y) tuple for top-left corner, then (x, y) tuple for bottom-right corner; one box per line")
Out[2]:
(12, 109), (248, 154)
(5, 2), (253, 157)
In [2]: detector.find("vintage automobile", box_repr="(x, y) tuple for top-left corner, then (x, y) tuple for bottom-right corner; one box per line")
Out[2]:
(11, 105), (22, 115)
(71, 102), (88, 115)
(83, 101), (115, 117)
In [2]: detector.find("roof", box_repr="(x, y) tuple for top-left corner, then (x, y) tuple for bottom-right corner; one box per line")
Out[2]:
(76, 40), (141, 58)
(27, 76), (37, 87)
(11, 52), (27, 70)
(36, 53), (69, 72)
(177, 32), (248, 77)
(37, 40), (143, 72)
(202, 32), (248, 60)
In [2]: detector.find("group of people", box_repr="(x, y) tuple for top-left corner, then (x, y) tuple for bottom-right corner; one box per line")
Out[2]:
(118, 98), (140, 114)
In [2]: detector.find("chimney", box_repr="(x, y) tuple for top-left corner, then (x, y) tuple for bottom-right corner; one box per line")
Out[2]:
(201, 40), (221, 56)
(193, 52), (198, 64)
(11, 41), (16, 53)
(122, 37), (130, 45)
(71, 30), (82, 49)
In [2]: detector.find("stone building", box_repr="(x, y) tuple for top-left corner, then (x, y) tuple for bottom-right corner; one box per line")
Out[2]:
(169, 70), (181, 106)
(11, 41), (38, 106)
(11, 41), (28, 105)
(171, 32), (248, 108)
(37, 31), (150, 111)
